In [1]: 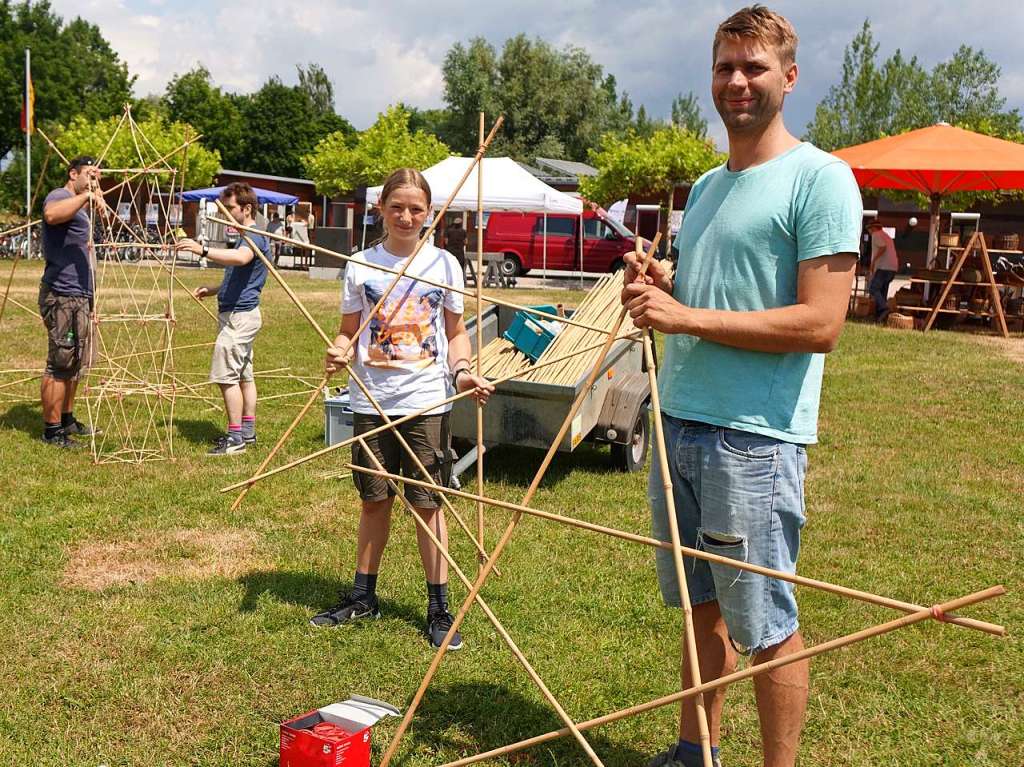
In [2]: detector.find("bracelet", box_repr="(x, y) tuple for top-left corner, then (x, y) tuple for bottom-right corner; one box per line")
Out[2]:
(451, 367), (471, 387)
(201, 245), (209, 258)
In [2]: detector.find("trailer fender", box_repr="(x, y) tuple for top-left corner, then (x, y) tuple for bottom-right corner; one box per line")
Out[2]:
(594, 372), (650, 444)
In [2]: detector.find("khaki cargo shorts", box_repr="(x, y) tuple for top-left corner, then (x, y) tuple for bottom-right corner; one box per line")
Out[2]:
(352, 412), (452, 509)
(39, 284), (94, 380)
(210, 308), (262, 383)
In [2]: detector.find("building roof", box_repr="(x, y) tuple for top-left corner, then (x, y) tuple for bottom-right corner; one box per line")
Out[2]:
(217, 168), (316, 187)
(535, 157), (598, 178)
(515, 162), (576, 185)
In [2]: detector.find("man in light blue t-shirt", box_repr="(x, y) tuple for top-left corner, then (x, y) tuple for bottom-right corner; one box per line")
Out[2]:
(623, 7), (861, 767)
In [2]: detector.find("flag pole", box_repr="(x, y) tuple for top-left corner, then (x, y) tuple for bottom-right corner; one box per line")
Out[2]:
(25, 48), (31, 226)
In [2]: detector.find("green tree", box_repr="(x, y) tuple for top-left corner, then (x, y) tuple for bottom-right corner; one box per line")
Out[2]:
(163, 66), (246, 168)
(302, 105), (450, 197)
(58, 114), (219, 189)
(805, 21), (1020, 151)
(0, 1), (134, 160)
(241, 76), (353, 177)
(671, 92), (709, 139)
(441, 35), (633, 162)
(580, 126), (723, 248)
(297, 62), (334, 115)
(0, 113), (219, 213)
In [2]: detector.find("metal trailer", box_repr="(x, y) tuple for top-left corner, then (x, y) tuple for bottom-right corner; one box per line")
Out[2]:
(450, 304), (652, 477)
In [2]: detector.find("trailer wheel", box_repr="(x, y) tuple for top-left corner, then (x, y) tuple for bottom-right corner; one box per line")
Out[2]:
(611, 406), (649, 472)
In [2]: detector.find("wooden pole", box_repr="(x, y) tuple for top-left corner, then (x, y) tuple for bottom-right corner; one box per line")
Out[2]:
(440, 586), (1006, 766)
(0, 250), (22, 326)
(641, 287), (712, 764)
(230, 375), (328, 512)
(346, 463), (1007, 638)
(205, 214), (609, 335)
(378, 235), (661, 767)
(475, 112), (486, 574)
(359, 439), (607, 758)
(219, 331), (642, 493)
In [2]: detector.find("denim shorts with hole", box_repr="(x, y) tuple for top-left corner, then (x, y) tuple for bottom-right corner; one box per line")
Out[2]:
(648, 414), (807, 654)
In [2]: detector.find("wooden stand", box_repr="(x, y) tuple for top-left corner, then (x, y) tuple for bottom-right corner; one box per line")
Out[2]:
(896, 231), (1011, 337)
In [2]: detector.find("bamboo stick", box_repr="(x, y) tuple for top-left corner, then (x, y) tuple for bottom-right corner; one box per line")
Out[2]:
(475, 111), (486, 573)
(219, 332), (642, 493)
(0, 249), (23, 325)
(378, 235), (661, 767)
(346, 463), (1008, 637)
(642, 322), (712, 767)
(360, 439), (598, 760)
(35, 127), (69, 165)
(216, 197), (499, 570)
(205, 214), (610, 336)
(3, 294), (40, 320)
(440, 586), (1006, 766)
(230, 376), (327, 512)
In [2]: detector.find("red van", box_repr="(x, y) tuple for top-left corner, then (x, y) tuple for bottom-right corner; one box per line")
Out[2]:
(482, 208), (642, 277)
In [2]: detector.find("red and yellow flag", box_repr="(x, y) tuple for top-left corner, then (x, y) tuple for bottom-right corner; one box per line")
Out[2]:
(20, 75), (34, 134)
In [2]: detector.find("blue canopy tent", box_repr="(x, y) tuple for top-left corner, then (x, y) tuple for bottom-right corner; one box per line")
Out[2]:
(179, 186), (299, 205)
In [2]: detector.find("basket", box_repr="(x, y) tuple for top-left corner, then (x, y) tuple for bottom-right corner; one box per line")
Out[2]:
(960, 267), (984, 283)
(852, 295), (875, 318)
(885, 313), (915, 330)
(990, 233), (1020, 251)
(942, 296), (958, 311)
(939, 233), (960, 248)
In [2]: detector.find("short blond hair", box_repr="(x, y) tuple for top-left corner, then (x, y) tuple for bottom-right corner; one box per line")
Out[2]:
(713, 5), (798, 66)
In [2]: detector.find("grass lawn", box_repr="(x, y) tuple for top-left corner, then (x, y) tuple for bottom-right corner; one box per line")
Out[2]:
(0, 259), (1020, 767)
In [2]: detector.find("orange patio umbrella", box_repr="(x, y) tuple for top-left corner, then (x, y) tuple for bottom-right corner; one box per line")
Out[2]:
(833, 122), (1024, 265)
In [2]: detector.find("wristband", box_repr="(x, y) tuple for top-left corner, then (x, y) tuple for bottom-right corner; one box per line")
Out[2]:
(201, 245), (209, 258)
(451, 367), (471, 388)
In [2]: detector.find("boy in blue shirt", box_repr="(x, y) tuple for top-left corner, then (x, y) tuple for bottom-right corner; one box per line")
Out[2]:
(176, 183), (271, 455)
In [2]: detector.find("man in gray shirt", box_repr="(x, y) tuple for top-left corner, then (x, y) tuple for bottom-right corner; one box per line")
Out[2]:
(38, 156), (109, 447)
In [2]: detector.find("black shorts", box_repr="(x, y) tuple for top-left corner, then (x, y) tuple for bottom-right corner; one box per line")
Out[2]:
(351, 413), (452, 509)
(39, 285), (93, 380)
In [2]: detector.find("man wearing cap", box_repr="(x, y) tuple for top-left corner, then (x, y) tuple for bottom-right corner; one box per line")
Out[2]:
(38, 156), (108, 447)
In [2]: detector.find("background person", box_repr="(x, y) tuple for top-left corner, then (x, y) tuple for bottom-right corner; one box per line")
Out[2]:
(38, 156), (108, 447)
(175, 183), (272, 456)
(866, 221), (899, 321)
(312, 168), (493, 650)
(622, 7), (861, 767)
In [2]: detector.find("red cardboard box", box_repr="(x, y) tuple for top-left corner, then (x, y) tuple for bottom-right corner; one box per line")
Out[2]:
(280, 697), (400, 767)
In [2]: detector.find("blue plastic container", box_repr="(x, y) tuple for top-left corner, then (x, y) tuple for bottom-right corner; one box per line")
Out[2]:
(502, 305), (560, 362)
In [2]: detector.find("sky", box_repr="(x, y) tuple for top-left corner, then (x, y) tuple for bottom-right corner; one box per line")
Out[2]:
(51, 0), (1024, 153)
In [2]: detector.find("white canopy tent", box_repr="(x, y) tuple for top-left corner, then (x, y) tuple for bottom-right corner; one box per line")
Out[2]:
(364, 157), (585, 279)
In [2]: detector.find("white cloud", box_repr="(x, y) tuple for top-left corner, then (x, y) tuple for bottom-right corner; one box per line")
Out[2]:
(50, 0), (1024, 147)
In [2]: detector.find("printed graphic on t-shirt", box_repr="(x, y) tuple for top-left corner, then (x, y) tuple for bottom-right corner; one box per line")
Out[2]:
(364, 278), (445, 370)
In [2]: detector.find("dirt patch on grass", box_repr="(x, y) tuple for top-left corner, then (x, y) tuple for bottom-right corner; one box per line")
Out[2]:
(973, 335), (1024, 365)
(62, 528), (264, 591)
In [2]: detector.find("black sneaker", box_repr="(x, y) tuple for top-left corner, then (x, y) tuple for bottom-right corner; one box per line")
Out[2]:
(207, 434), (246, 456)
(310, 593), (381, 627)
(41, 429), (86, 449)
(63, 419), (98, 437)
(243, 434), (256, 445)
(427, 608), (463, 651)
(646, 746), (723, 767)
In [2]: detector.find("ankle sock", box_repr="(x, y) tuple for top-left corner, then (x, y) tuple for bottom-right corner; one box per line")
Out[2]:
(227, 423), (243, 441)
(427, 582), (448, 614)
(60, 411), (75, 428)
(44, 422), (62, 439)
(352, 571), (378, 602)
(241, 415), (256, 439)
(674, 740), (720, 766)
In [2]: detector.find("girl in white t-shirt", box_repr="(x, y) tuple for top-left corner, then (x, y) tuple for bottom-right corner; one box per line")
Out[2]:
(312, 168), (493, 650)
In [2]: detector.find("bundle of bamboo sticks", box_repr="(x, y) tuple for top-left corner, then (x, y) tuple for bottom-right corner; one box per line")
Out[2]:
(472, 274), (638, 387)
